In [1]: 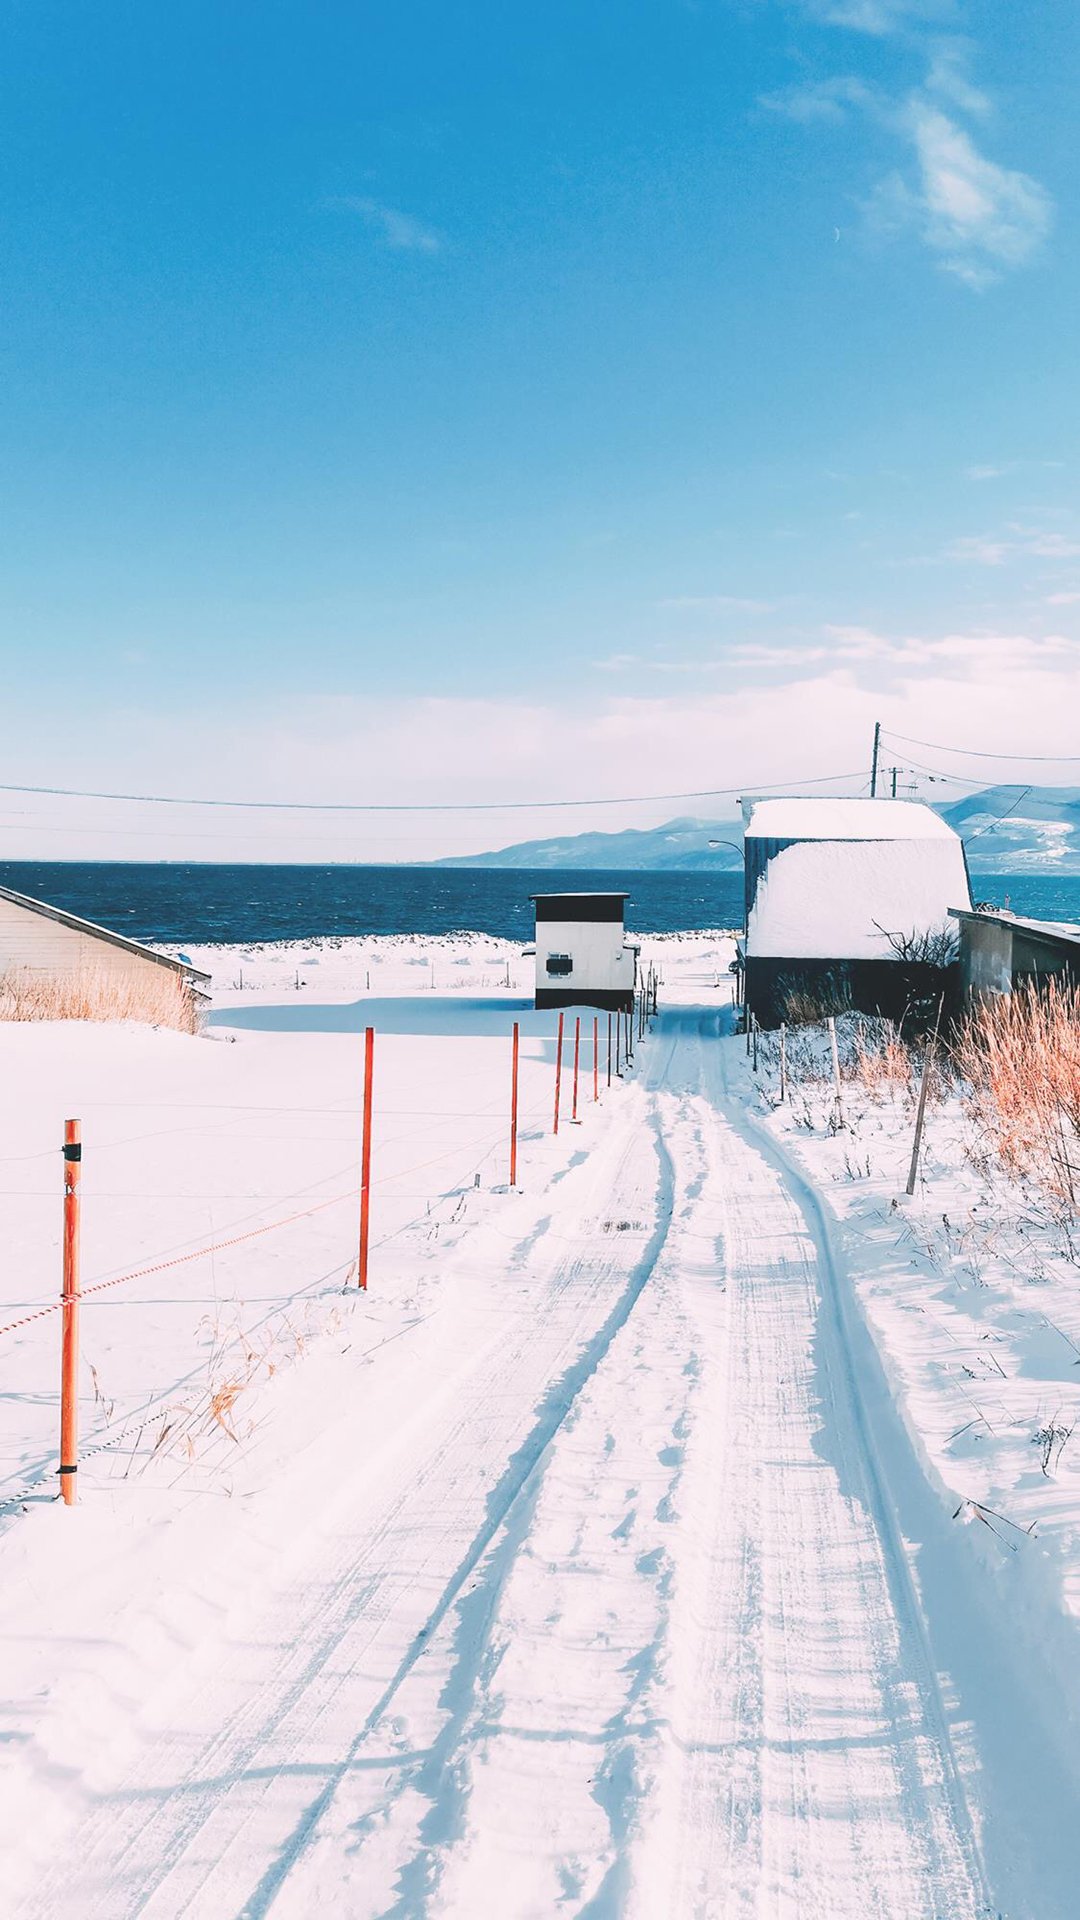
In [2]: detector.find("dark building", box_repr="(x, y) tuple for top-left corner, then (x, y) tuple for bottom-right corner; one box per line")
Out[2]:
(741, 797), (972, 1028)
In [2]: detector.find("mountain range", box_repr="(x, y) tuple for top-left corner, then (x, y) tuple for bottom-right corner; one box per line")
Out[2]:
(431, 787), (1080, 874)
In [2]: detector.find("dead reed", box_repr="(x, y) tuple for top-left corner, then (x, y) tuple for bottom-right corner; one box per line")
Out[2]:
(0, 965), (200, 1034)
(956, 979), (1080, 1208)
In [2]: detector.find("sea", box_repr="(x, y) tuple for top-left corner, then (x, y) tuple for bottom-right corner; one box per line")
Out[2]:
(1, 863), (1079, 948)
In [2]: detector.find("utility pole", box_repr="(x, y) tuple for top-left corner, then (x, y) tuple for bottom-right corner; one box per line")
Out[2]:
(870, 720), (881, 798)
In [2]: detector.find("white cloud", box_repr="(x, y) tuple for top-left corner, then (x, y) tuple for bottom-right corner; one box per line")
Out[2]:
(660, 595), (776, 613)
(942, 534), (1011, 565)
(6, 645), (1080, 860)
(942, 526), (1080, 566)
(766, 19), (1052, 289)
(335, 196), (444, 253)
(924, 41), (991, 118)
(1045, 591), (1080, 606)
(965, 463), (1011, 482)
(801, 0), (953, 32)
(759, 75), (876, 121)
(898, 103), (1052, 287)
(1008, 527), (1080, 559)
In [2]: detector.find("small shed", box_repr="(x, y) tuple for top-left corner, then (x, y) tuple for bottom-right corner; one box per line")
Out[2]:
(742, 797), (972, 1027)
(951, 908), (1080, 1007)
(528, 893), (638, 1011)
(0, 883), (210, 1032)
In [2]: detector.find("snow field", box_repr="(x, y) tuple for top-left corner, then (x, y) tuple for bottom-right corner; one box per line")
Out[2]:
(7, 928), (1080, 1914)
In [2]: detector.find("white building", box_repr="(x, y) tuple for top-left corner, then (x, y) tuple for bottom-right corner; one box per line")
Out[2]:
(529, 892), (638, 1012)
(0, 883), (210, 1031)
(741, 797), (971, 1026)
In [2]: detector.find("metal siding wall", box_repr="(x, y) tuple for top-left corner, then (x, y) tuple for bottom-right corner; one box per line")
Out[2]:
(534, 918), (635, 999)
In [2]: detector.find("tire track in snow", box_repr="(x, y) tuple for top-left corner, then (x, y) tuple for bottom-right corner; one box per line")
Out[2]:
(236, 1037), (679, 1918)
(631, 1011), (989, 1918)
(20, 1041), (679, 1919)
(346, 1018), (725, 1917)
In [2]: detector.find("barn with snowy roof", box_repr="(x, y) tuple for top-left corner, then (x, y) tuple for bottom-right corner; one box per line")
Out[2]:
(740, 797), (972, 1028)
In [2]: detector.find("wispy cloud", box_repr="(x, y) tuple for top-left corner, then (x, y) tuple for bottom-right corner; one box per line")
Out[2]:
(1045, 591), (1080, 606)
(924, 40), (991, 117)
(943, 526), (1080, 566)
(965, 463), (1011, 481)
(764, 20), (1053, 289)
(333, 196), (444, 253)
(659, 594), (777, 613)
(891, 103), (1053, 288)
(759, 74), (876, 122)
(943, 534), (1012, 566)
(801, 0), (954, 32)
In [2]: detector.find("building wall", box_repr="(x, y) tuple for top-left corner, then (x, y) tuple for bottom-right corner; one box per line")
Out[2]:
(745, 955), (956, 1029)
(959, 918), (1013, 1002)
(534, 917), (636, 1008)
(0, 895), (185, 990)
(1012, 929), (1080, 987)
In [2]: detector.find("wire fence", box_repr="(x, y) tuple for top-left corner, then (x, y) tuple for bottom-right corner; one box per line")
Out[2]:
(0, 991), (657, 1516)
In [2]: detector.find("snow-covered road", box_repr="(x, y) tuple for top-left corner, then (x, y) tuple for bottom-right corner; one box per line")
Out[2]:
(10, 998), (1009, 1917)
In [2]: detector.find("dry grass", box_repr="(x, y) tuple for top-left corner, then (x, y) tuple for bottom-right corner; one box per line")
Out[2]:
(855, 1032), (914, 1101)
(956, 979), (1080, 1207)
(0, 965), (201, 1034)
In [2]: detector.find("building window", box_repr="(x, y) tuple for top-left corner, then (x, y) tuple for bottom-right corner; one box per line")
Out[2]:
(546, 953), (572, 977)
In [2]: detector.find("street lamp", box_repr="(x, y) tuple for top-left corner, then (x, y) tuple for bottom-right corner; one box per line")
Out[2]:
(707, 839), (743, 859)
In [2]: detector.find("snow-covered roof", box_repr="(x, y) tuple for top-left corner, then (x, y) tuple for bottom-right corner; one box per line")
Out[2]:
(745, 798), (957, 843)
(747, 838), (971, 961)
(951, 908), (1080, 946)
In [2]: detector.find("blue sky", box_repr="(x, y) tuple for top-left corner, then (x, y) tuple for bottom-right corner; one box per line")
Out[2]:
(2, 0), (1078, 858)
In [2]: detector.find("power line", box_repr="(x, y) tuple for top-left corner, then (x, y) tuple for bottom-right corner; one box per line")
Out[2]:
(882, 728), (1080, 765)
(0, 768), (869, 815)
(890, 750), (1010, 790)
(962, 785), (1033, 846)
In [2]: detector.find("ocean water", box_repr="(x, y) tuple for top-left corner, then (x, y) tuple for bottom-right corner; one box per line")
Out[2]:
(0, 863), (1078, 947)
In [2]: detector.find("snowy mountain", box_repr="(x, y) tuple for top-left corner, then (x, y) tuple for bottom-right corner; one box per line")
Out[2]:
(432, 815), (747, 870)
(935, 785), (1080, 871)
(431, 788), (1080, 872)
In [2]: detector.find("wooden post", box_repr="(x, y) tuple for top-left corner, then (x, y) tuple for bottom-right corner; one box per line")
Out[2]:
(593, 1016), (599, 1101)
(509, 1021), (520, 1186)
(829, 1016), (844, 1130)
(60, 1119), (81, 1506)
(906, 995), (945, 1196)
(870, 718), (881, 797)
(779, 1021), (787, 1103)
(572, 1016), (580, 1121)
(358, 1027), (374, 1288)
(607, 1010), (612, 1088)
(553, 1010), (564, 1133)
(752, 1012), (758, 1072)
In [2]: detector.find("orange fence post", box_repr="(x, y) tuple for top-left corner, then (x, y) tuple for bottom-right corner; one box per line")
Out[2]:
(510, 1020), (520, 1186)
(60, 1119), (81, 1506)
(358, 1026), (374, 1289)
(572, 1016), (580, 1121)
(553, 1010), (564, 1134)
(607, 1011), (612, 1088)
